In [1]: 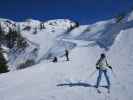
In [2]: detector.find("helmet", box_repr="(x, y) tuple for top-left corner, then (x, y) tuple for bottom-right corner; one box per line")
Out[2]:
(101, 53), (106, 58)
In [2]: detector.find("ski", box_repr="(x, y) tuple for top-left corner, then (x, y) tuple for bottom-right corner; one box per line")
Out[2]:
(107, 88), (110, 94)
(95, 87), (111, 94)
(96, 88), (101, 94)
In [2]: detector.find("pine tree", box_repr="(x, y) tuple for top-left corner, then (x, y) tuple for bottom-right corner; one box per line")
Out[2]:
(0, 23), (4, 42)
(116, 12), (126, 23)
(40, 22), (45, 30)
(0, 47), (9, 73)
(33, 27), (37, 34)
(6, 28), (18, 48)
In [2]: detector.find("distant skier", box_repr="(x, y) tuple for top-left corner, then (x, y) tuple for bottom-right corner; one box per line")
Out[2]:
(65, 49), (69, 61)
(95, 53), (112, 93)
(52, 57), (58, 63)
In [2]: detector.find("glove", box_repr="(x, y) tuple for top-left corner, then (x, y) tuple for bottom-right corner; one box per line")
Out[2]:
(108, 66), (112, 69)
(96, 67), (100, 70)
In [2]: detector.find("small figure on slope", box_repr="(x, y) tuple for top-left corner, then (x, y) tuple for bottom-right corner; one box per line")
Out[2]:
(65, 49), (69, 61)
(52, 57), (58, 63)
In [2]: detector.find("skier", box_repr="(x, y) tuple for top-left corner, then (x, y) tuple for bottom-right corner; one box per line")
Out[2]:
(65, 49), (69, 61)
(95, 53), (112, 93)
(52, 57), (58, 63)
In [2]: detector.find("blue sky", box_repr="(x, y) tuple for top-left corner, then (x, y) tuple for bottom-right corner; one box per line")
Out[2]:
(0, 0), (132, 24)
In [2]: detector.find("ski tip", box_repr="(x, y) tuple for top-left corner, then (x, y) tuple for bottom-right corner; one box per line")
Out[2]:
(96, 88), (101, 94)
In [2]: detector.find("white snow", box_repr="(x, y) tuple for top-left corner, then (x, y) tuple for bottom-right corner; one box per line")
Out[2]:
(0, 34), (133, 100)
(0, 11), (133, 100)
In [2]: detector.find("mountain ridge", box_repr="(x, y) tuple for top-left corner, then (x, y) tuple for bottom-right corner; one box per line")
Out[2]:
(0, 11), (133, 71)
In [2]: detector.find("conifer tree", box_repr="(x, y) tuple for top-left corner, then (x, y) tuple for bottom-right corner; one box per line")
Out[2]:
(0, 47), (9, 73)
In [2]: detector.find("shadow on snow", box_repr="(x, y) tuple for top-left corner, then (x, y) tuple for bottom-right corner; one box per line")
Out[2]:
(56, 82), (108, 88)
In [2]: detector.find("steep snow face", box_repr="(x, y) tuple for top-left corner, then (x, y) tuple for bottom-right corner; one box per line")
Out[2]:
(127, 11), (133, 22)
(68, 19), (116, 42)
(21, 29), (56, 62)
(109, 28), (133, 69)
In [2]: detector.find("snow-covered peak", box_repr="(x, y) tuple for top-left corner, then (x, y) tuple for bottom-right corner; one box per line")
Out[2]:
(25, 19), (40, 23)
(0, 18), (14, 23)
(23, 19), (41, 27)
(42, 19), (78, 36)
(0, 18), (77, 31)
(44, 19), (76, 28)
(0, 19), (16, 34)
(127, 10), (133, 22)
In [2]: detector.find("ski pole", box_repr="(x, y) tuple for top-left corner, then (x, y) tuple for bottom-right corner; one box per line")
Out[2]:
(111, 69), (125, 87)
(88, 69), (97, 79)
(111, 69), (121, 84)
(111, 69), (117, 78)
(111, 69), (128, 98)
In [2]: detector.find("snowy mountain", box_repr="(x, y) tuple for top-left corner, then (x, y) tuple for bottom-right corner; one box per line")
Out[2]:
(0, 11), (133, 71)
(0, 10), (133, 100)
(0, 18), (79, 70)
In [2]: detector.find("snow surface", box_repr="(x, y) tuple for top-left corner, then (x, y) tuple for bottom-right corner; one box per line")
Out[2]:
(0, 34), (133, 100)
(0, 11), (133, 100)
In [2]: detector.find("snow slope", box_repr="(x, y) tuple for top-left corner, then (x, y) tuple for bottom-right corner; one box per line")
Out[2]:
(0, 11), (133, 100)
(0, 31), (133, 100)
(0, 25), (133, 100)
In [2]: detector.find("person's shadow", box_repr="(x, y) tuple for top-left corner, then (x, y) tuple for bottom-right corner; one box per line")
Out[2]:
(56, 82), (94, 87)
(56, 82), (109, 88)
